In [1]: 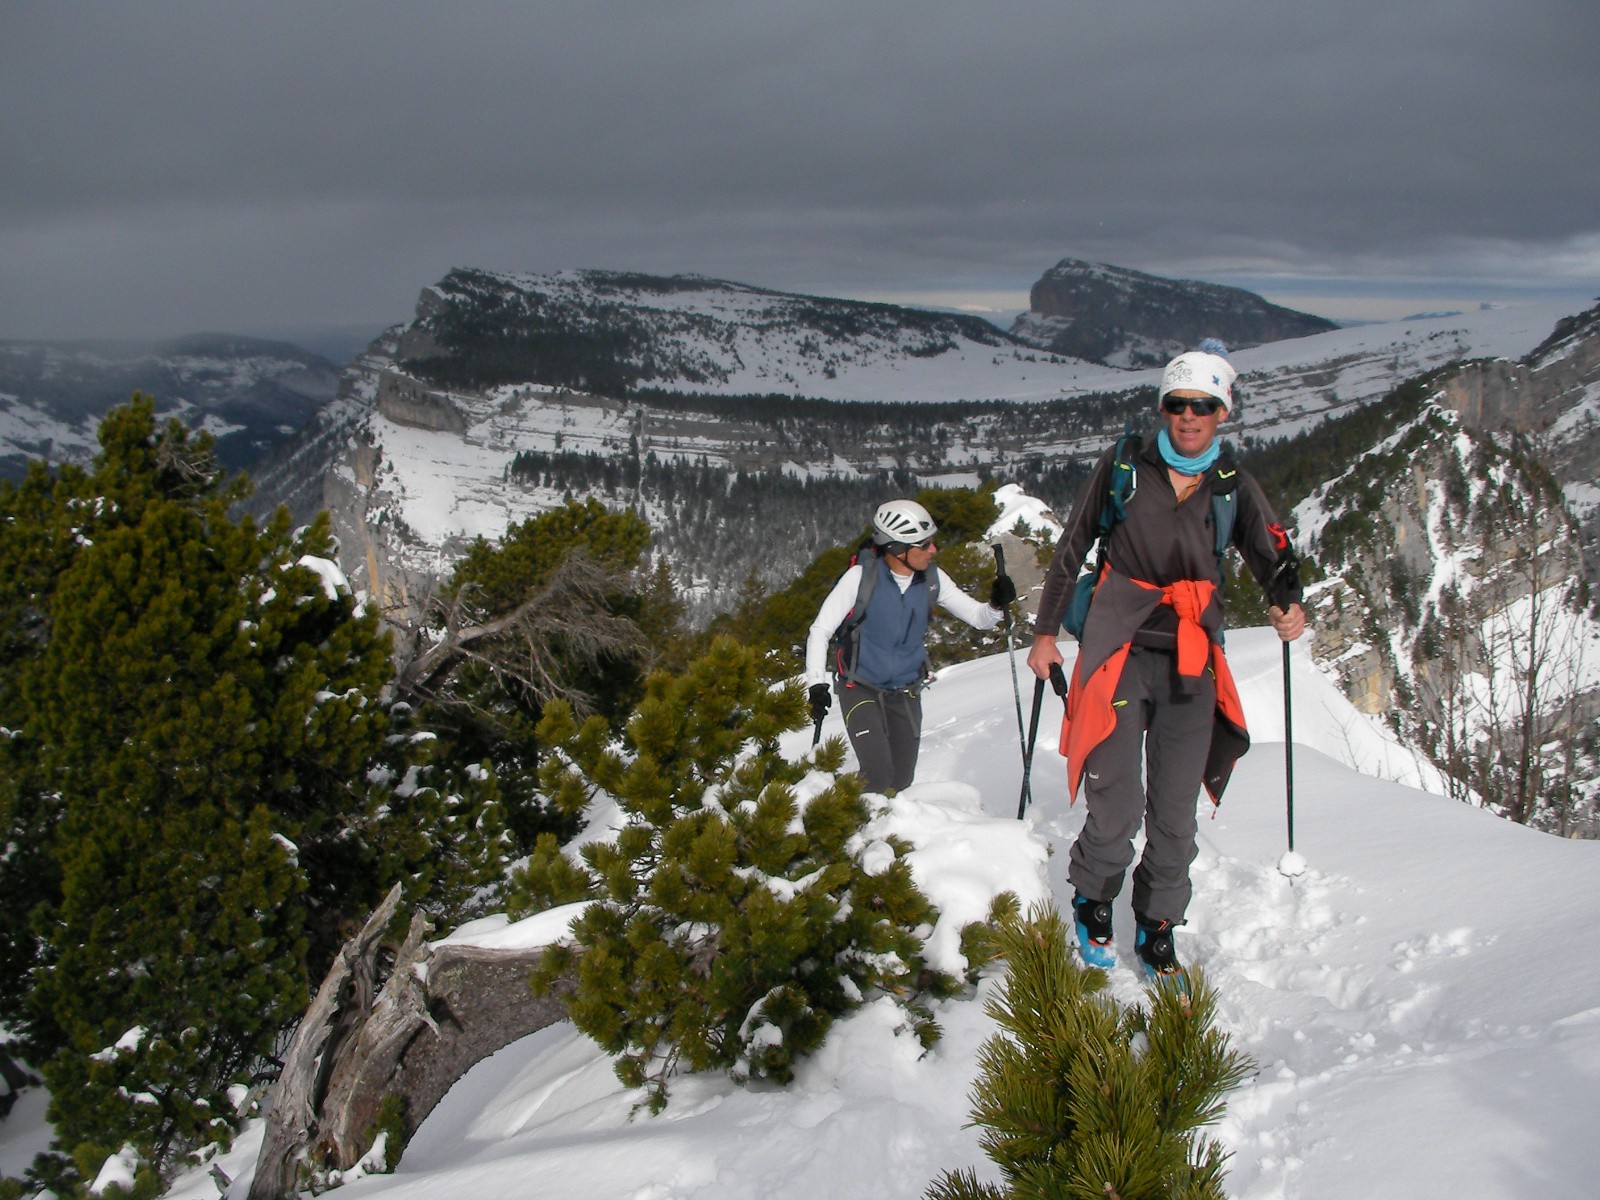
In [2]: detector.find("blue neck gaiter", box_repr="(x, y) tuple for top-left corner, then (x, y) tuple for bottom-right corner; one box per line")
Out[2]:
(1157, 428), (1220, 475)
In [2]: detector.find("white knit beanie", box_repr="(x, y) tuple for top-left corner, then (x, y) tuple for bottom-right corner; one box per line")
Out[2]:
(1158, 344), (1237, 412)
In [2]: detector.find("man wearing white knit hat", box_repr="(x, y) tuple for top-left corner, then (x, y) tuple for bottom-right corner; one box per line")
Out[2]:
(1026, 340), (1305, 984)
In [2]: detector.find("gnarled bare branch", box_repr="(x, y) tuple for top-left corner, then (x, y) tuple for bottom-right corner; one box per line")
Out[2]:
(392, 549), (650, 716)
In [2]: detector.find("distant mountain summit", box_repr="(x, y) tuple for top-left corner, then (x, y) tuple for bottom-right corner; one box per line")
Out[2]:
(1010, 258), (1338, 367)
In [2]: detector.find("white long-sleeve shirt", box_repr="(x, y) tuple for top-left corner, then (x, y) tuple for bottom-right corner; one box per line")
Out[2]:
(803, 564), (1003, 687)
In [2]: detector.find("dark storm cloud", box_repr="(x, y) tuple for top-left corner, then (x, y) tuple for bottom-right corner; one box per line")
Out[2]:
(3, 0), (1597, 338)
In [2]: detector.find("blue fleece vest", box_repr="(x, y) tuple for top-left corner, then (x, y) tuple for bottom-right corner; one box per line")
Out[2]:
(852, 557), (933, 690)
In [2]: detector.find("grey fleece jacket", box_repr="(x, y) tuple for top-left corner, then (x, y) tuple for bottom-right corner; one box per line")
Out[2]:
(1034, 434), (1302, 647)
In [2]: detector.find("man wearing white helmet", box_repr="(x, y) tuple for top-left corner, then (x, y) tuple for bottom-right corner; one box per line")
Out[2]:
(805, 498), (1016, 794)
(1026, 343), (1306, 984)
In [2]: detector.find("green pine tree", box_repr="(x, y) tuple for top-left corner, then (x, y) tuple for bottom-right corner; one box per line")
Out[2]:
(0, 437), (170, 1031)
(915, 482), (1000, 546)
(33, 803), (307, 1181)
(0, 397), (507, 1189)
(445, 495), (652, 614)
(357, 702), (510, 923)
(510, 636), (959, 1113)
(927, 902), (1252, 1200)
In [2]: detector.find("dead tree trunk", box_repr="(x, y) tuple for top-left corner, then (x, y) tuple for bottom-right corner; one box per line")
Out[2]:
(248, 886), (574, 1200)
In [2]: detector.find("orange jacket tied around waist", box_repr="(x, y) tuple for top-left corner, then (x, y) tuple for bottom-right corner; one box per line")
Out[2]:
(1058, 573), (1250, 804)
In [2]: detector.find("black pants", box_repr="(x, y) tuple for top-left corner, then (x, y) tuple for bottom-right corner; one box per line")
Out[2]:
(835, 678), (923, 795)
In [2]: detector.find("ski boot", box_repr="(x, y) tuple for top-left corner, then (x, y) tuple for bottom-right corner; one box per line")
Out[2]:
(1071, 893), (1116, 969)
(1134, 915), (1187, 988)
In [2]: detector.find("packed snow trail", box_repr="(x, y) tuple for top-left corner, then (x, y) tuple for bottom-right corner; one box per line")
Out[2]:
(922, 630), (1600, 1198)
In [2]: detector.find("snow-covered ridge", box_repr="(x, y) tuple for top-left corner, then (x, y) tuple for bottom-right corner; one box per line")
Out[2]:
(397, 267), (1581, 416)
(138, 633), (1600, 1200)
(399, 266), (1094, 403)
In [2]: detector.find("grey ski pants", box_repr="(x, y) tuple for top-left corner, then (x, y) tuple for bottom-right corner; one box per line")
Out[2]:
(1067, 645), (1215, 922)
(835, 678), (923, 795)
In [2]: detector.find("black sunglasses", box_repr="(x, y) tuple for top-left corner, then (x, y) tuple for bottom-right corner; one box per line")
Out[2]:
(1162, 396), (1224, 416)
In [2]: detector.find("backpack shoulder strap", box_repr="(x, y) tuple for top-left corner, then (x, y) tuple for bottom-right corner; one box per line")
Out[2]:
(852, 551), (879, 615)
(1082, 430), (1141, 576)
(1096, 429), (1141, 534)
(829, 546), (880, 681)
(1208, 451), (1240, 559)
(837, 543), (879, 628)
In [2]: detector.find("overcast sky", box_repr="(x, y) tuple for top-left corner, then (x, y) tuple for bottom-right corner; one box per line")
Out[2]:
(4, 1), (1597, 345)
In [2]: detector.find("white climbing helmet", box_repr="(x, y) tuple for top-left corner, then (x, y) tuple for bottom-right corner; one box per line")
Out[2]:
(872, 499), (938, 547)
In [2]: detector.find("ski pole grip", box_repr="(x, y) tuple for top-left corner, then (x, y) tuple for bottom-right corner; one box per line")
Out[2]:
(992, 543), (1005, 572)
(1049, 661), (1068, 697)
(1268, 548), (1302, 611)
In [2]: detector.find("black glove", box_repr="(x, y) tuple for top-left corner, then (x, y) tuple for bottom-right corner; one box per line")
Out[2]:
(808, 683), (832, 723)
(988, 574), (1017, 609)
(1267, 548), (1302, 611)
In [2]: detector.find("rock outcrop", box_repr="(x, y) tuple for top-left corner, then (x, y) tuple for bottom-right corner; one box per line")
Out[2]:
(1011, 258), (1337, 367)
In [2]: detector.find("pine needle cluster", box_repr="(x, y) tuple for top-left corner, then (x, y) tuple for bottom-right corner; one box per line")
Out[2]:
(510, 636), (956, 1113)
(927, 902), (1253, 1200)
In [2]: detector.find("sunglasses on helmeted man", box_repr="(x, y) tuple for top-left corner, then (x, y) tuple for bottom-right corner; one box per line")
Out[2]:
(1161, 396), (1223, 416)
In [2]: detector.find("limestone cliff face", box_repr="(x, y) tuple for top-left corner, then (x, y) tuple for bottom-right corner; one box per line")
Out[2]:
(1011, 259), (1337, 367)
(375, 370), (467, 434)
(1303, 303), (1600, 708)
(1298, 382), (1599, 832)
(1434, 302), (1600, 585)
(244, 326), (453, 620)
(1304, 409), (1573, 694)
(1439, 304), (1600, 432)
(319, 431), (425, 619)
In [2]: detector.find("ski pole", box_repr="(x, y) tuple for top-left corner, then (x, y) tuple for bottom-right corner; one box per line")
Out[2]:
(1017, 661), (1069, 819)
(1050, 660), (1068, 699)
(992, 544), (1027, 760)
(1284, 640), (1294, 849)
(1278, 638), (1305, 878)
(1016, 676), (1045, 819)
